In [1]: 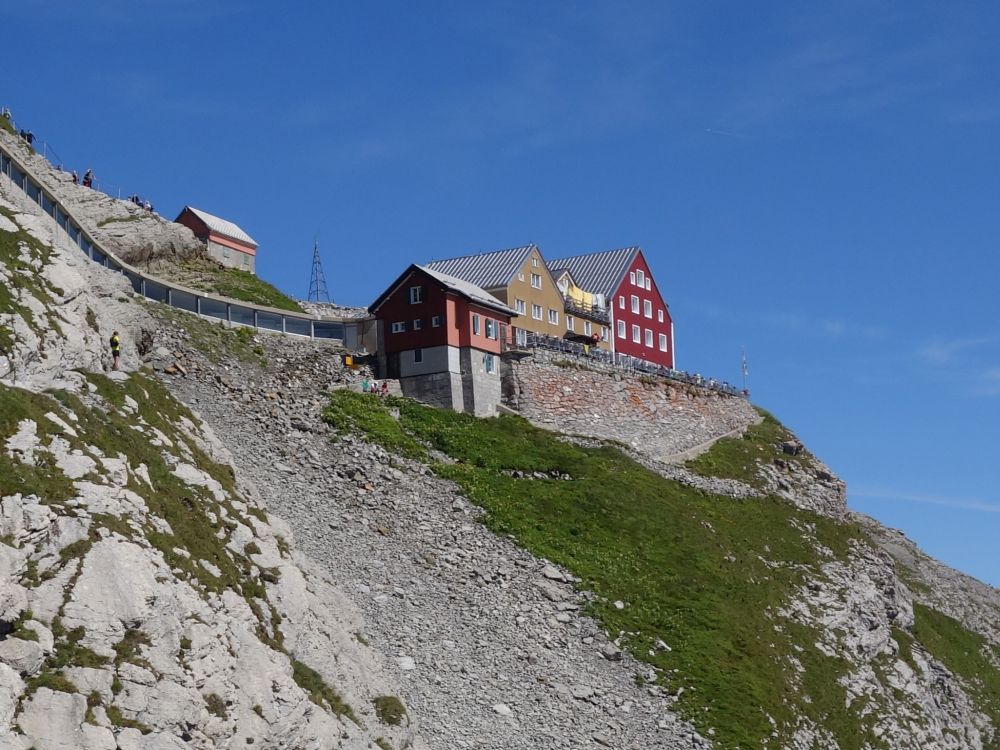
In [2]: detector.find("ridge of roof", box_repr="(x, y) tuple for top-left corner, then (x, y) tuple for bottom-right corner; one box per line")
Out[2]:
(425, 244), (537, 289)
(183, 206), (257, 247)
(546, 246), (641, 297)
(369, 263), (516, 317)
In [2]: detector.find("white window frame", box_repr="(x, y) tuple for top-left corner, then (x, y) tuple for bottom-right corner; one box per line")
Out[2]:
(391, 321), (406, 334)
(644, 300), (652, 318)
(413, 319), (423, 330)
(645, 328), (653, 348)
(659, 333), (668, 352)
(548, 309), (559, 325)
(409, 285), (424, 304)
(531, 257), (539, 267)
(432, 315), (442, 327)
(619, 295), (625, 309)
(630, 271), (636, 285)
(657, 310), (663, 323)
(485, 318), (496, 339)
(484, 353), (495, 374)
(632, 324), (640, 343)
(617, 320), (626, 338)
(530, 273), (542, 289)
(600, 326), (608, 341)
(472, 314), (481, 335)
(645, 278), (651, 291)
(636, 270), (645, 287)
(515, 328), (527, 346)
(566, 315), (574, 331)
(532, 303), (542, 320)
(631, 295), (639, 314)
(515, 298), (526, 315)
(583, 321), (592, 336)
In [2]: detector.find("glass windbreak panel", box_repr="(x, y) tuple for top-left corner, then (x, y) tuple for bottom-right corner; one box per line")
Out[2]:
(26, 180), (40, 203)
(144, 281), (169, 303)
(68, 224), (80, 244)
(257, 311), (282, 331)
(106, 259), (122, 273)
(81, 239), (93, 257)
(171, 290), (198, 313)
(56, 211), (67, 229)
(92, 249), (106, 265)
(229, 306), (255, 326)
(41, 194), (54, 215)
(314, 321), (344, 340)
(126, 272), (143, 294)
(10, 166), (25, 188)
(1, 154), (9, 172)
(284, 317), (312, 336)
(200, 298), (227, 320)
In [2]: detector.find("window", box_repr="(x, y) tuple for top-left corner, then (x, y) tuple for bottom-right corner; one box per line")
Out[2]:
(632, 324), (640, 343)
(530, 273), (542, 289)
(532, 304), (542, 320)
(548, 309), (559, 325)
(472, 314), (481, 335)
(619, 296), (625, 309)
(413, 319), (423, 330)
(566, 315), (575, 332)
(515, 298), (526, 315)
(645, 328), (653, 348)
(636, 270), (645, 286)
(391, 321), (406, 334)
(409, 285), (424, 304)
(584, 321), (592, 336)
(617, 320), (626, 338)
(630, 271), (636, 284)
(600, 326), (608, 341)
(659, 333), (668, 352)
(532, 257), (539, 267)
(518, 272), (525, 282)
(223, 246), (230, 258)
(645, 278), (651, 291)
(657, 310), (663, 323)
(485, 319), (496, 339)
(485, 354), (495, 374)
(516, 328), (527, 346)
(644, 300), (652, 318)
(414, 348), (423, 363)
(631, 295), (639, 314)
(432, 315), (442, 327)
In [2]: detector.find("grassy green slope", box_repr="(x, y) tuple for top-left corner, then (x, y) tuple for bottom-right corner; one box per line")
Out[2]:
(325, 392), (874, 748)
(157, 257), (304, 312)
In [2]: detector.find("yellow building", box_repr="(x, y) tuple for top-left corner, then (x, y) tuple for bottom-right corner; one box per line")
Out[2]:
(549, 268), (611, 350)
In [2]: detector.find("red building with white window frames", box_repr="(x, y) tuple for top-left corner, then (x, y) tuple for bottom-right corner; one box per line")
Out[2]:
(547, 247), (674, 368)
(369, 264), (514, 415)
(174, 206), (258, 274)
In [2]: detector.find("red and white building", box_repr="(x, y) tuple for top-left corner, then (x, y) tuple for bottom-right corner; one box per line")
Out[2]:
(175, 206), (258, 275)
(369, 264), (515, 416)
(547, 247), (674, 368)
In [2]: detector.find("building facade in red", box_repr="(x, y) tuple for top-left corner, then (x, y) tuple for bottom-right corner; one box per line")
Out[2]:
(548, 247), (674, 369)
(369, 264), (514, 415)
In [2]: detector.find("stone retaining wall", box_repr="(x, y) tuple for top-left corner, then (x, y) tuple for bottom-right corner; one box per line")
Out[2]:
(502, 349), (760, 462)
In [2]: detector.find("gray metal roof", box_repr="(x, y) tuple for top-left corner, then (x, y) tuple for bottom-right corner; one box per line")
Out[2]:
(417, 265), (517, 316)
(184, 206), (257, 247)
(425, 244), (536, 290)
(545, 247), (641, 297)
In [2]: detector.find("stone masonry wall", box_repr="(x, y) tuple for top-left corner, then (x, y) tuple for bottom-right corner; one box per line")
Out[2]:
(503, 349), (760, 462)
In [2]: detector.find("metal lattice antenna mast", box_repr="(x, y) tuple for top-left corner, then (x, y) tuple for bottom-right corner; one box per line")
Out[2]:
(307, 238), (332, 303)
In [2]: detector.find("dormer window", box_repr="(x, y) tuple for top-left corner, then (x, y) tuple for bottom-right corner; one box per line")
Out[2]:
(409, 286), (424, 304)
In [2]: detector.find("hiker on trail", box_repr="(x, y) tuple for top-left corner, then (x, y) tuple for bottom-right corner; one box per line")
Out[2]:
(110, 331), (121, 371)
(71, 171), (78, 184)
(361, 377), (370, 393)
(83, 169), (94, 188)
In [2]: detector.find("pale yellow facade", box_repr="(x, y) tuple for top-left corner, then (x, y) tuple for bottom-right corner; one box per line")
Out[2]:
(484, 247), (568, 344)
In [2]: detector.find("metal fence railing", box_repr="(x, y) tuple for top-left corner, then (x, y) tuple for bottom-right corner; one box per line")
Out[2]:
(0, 134), (363, 346)
(511, 332), (745, 397)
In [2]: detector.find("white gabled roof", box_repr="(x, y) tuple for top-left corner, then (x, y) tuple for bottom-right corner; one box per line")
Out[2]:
(185, 206), (257, 247)
(417, 265), (517, 316)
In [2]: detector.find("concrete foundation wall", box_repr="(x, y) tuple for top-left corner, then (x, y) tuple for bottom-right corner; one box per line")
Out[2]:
(399, 345), (459, 378)
(207, 240), (255, 274)
(459, 348), (502, 417)
(503, 348), (759, 462)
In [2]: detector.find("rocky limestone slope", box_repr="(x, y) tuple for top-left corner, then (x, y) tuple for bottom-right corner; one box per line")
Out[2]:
(0, 164), (424, 749)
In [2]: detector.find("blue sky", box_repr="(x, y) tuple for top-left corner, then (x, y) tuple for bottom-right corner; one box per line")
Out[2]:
(4, 1), (998, 586)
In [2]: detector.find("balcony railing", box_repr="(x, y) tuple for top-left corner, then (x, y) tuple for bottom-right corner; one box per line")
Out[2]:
(562, 297), (609, 324)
